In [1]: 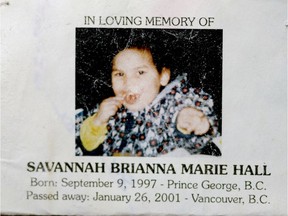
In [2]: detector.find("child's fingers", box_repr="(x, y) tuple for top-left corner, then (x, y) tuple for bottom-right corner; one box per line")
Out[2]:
(105, 99), (122, 108)
(101, 102), (121, 115)
(95, 96), (124, 124)
(112, 97), (124, 108)
(177, 107), (210, 135)
(177, 118), (198, 134)
(194, 118), (210, 135)
(179, 107), (204, 119)
(107, 96), (124, 104)
(188, 107), (204, 117)
(114, 96), (124, 102)
(102, 97), (123, 108)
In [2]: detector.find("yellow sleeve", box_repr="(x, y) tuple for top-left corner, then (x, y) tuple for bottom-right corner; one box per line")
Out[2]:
(80, 114), (108, 151)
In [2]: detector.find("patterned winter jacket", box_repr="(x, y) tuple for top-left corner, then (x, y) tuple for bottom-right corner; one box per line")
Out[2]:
(79, 74), (221, 157)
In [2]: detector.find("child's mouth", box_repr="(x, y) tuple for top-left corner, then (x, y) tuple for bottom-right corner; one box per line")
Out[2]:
(124, 93), (140, 104)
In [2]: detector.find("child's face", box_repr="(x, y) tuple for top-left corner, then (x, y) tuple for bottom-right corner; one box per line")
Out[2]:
(112, 48), (170, 112)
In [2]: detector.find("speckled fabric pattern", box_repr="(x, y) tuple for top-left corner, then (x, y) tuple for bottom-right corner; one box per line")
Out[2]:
(82, 74), (221, 157)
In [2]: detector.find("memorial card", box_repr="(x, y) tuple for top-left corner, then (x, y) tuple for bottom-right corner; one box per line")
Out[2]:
(1, 0), (287, 215)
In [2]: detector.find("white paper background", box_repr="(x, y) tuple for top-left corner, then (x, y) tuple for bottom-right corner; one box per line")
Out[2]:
(1, 0), (287, 215)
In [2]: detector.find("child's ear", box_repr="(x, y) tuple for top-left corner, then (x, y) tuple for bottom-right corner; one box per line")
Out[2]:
(160, 67), (171, 86)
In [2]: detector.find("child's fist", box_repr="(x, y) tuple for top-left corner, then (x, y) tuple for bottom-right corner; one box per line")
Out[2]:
(176, 107), (210, 135)
(92, 96), (123, 125)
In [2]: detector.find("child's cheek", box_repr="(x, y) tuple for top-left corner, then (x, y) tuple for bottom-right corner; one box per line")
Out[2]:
(113, 88), (125, 97)
(112, 80), (124, 94)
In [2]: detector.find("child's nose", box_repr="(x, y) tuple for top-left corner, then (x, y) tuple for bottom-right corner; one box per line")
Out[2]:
(125, 76), (138, 91)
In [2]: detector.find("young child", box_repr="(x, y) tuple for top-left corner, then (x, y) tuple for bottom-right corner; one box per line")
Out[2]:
(80, 46), (220, 156)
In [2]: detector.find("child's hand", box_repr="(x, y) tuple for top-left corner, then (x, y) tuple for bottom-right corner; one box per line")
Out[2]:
(176, 107), (210, 135)
(92, 96), (123, 126)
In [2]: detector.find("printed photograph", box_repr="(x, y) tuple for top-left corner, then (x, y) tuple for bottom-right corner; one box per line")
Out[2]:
(75, 28), (222, 157)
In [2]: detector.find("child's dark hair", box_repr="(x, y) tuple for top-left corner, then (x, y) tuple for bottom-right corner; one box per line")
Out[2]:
(110, 29), (172, 73)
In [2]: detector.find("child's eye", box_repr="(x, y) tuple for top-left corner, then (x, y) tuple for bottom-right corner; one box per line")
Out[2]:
(138, 70), (146, 75)
(114, 72), (124, 77)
